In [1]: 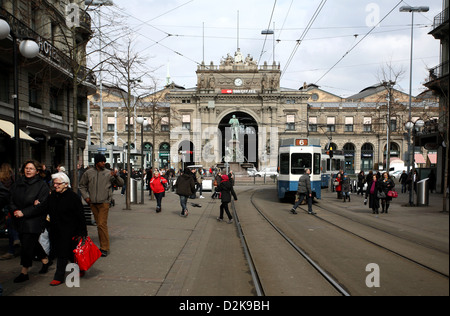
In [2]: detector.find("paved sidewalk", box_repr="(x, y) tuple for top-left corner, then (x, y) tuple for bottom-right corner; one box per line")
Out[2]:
(0, 188), (253, 296)
(1, 183), (447, 296)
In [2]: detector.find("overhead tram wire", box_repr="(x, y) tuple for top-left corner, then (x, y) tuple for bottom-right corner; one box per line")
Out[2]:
(314, 0), (403, 85)
(281, 0), (327, 79)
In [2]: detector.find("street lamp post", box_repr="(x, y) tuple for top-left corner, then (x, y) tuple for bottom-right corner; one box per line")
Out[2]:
(136, 116), (148, 204)
(399, 5), (429, 205)
(85, 0), (115, 152)
(405, 119), (425, 206)
(0, 17), (40, 178)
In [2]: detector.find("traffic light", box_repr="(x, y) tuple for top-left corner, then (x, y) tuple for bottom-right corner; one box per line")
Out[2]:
(329, 146), (333, 158)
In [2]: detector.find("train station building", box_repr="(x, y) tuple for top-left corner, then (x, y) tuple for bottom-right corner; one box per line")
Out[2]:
(90, 49), (440, 180)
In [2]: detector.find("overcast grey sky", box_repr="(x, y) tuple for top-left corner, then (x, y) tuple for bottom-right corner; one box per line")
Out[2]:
(96, 0), (442, 98)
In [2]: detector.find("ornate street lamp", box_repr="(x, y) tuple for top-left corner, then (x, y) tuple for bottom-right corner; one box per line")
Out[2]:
(0, 17), (39, 178)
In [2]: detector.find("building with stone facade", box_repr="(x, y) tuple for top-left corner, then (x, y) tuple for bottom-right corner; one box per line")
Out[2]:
(0, 1), (95, 176)
(423, 0), (449, 197)
(87, 83), (173, 169)
(304, 83), (440, 174)
(88, 49), (440, 180)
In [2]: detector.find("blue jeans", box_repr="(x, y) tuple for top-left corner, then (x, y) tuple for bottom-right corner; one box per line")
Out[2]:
(179, 195), (188, 215)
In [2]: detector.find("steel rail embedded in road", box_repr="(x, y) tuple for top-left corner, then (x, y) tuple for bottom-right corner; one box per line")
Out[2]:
(231, 191), (351, 297)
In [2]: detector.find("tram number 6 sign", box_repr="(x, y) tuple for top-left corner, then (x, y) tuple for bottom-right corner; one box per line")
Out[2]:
(295, 139), (309, 146)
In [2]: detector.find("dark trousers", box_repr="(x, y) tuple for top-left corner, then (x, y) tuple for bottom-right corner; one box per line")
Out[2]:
(293, 193), (313, 213)
(219, 202), (233, 220)
(154, 192), (164, 208)
(19, 233), (46, 268)
(54, 257), (72, 282)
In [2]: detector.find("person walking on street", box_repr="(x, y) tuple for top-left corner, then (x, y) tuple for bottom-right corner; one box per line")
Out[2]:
(365, 174), (382, 214)
(0, 163), (19, 261)
(46, 172), (87, 286)
(380, 172), (395, 213)
(0, 181), (10, 294)
(196, 168), (205, 199)
(150, 170), (168, 213)
(399, 170), (408, 193)
(341, 173), (351, 202)
(335, 173), (342, 199)
(9, 160), (51, 283)
(79, 154), (124, 257)
(174, 168), (195, 217)
(291, 168), (316, 215)
(357, 171), (365, 195)
(216, 174), (237, 223)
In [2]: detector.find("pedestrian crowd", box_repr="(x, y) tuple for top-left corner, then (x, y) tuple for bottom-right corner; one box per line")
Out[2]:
(290, 167), (437, 216)
(0, 157), (237, 294)
(331, 168), (435, 215)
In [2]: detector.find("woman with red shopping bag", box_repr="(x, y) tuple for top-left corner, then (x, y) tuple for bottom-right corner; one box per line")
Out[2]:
(46, 172), (89, 286)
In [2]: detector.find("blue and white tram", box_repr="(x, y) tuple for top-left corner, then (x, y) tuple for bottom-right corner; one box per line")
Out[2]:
(321, 150), (345, 188)
(277, 139), (322, 200)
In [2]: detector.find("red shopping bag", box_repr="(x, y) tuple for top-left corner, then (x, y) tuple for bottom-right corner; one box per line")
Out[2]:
(73, 237), (102, 271)
(388, 190), (398, 198)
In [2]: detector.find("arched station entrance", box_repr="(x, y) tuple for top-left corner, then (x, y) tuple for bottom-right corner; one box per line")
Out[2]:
(218, 111), (258, 168)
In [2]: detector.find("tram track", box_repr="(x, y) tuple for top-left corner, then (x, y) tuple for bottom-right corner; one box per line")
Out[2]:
(232, 188), (349, 296)
(233, 186), (449, 296)
(309, 201), (449, 279)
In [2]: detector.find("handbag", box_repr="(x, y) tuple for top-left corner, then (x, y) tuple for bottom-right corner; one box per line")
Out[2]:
(73, 236), (102, 271)
(388, 190), (398, 198)
(377, 191), (386, 199)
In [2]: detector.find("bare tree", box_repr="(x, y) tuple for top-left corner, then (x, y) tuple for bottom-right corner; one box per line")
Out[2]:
(105, 34), (154, 210)
(30, 0), (125, 190)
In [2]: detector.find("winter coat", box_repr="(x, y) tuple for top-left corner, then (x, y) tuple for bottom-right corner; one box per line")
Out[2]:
(297, 174), (311, 195)
(380, 178), (395, 201)
(175, 174), (195, 197)
(79, 167), (124, 204)
(9, 175), (49, 234)
(0, 181), (10, 210)
(150, 175), (168, 194)
(216, 180), (237, 203)
(46, 189), (87, 258)
(341, 177), (351, 193)
(366, 179), (382, 210)
(335, 177), (342, 192)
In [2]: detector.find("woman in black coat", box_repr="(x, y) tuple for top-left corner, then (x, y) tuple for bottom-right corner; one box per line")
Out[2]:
(216, 175), (237, 223)
(380, 172), (395, 214)
(365, 174), (382, 214)
(9, 160), (50, 283)
(46, 172), (87, 286)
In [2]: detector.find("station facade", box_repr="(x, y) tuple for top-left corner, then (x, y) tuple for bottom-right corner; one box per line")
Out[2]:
(89, 49), (440, 181)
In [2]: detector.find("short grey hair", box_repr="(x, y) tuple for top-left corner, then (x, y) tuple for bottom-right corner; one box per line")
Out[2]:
(52, 172), (71, 188)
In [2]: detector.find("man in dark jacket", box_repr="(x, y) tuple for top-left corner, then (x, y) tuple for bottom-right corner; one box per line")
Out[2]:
(175, 168), (195, 217)
(291, 168), (316, 215)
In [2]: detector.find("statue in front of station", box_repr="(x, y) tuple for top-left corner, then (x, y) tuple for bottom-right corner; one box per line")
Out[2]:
(229, 115), (240, 140)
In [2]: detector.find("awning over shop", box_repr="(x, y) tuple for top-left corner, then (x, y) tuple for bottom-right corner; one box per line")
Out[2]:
(414, 153), (426, 164)
(428, 153), (437, 164)
(0, 119), (38, 143)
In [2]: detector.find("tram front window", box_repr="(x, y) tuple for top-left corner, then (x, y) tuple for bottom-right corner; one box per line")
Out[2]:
(291, 153), (312, 175)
